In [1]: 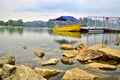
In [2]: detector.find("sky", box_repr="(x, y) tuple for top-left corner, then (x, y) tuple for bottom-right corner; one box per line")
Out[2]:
(0, 0), (120, 21)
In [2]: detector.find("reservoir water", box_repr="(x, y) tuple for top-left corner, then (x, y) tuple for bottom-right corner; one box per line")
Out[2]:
(0, 27), (120, 79)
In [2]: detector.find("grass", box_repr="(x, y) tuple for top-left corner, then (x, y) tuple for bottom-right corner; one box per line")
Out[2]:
(0, 25), (24, 28)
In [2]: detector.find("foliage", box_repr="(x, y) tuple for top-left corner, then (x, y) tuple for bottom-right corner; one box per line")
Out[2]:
(0, 19), (24, 28)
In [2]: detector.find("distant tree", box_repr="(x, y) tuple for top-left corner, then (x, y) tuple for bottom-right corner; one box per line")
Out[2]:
(17, 19), (24, 26)
(0, 20), (5, 25)
(6, 19), (14, 26)
(5, 19), (24, 26)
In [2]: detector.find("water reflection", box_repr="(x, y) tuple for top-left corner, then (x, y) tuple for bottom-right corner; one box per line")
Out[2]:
(52, 30), (119, 46)
(0, 28), (24, 35)
(81, 33), (118, 46)
(53, 31), (81, 38)
(52, 31), (81, 44)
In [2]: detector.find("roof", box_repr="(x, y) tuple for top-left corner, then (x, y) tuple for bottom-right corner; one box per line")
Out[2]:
(55, 16), (79, 22)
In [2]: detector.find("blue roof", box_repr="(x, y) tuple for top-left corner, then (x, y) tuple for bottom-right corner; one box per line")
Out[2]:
(55, 16), (79, 22)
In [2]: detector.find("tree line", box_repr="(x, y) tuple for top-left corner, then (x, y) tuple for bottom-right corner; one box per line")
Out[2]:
(0, 19), (24, 26)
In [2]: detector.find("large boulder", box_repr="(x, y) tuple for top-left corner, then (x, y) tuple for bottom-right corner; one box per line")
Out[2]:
(85, 62), (117, 70)
(61, 57), (74, 65)
(63, 50), (79, 57)
(76, 49), (103, 62)
(88, 44), (108, 50)
(2, 64), (16, 79)
(98, 47), (120, 60)
(62, 67), (97, 80)
(41, 58), (59, 66)
(0, 53), (15, 68)
(33, 50), (45, 58)
(4, 65), (46, 80)
(0, 68), (2, 76)
(34, 67), (61, 79)
(60, 44), (74, 50)
(62, 67), (117, 80)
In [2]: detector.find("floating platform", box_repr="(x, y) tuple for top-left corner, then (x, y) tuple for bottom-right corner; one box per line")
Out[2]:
(81, 27), (120, 33)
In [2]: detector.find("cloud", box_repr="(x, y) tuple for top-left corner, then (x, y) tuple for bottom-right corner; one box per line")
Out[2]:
(0, 0), (120, 21)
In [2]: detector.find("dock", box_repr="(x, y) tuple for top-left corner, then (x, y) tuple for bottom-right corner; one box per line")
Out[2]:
(81, 27), (120, 33)
(80, 16), (120, 33)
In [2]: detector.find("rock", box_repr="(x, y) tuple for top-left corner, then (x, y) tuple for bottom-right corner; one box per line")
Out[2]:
(85, 62), (117, 70)
(61, 57), (74, 65)
(74, 42), (85, 51)
(23, 45), (27, 49)
(5, 65), (46, 80)
(79, 46), (89, 54)
(62, 67), (117, 80)
(63, 50), (79, 57)
(0, 68), (2, 76)
(0, 53), (15, 68)
(88, 44), (108, 50)
(98, 47), (120, 60)
(2, 64), (17, 79)
(93, 59), (119, 65)
(114, 35), (120, 45)
(34, 67), (61, 79)
(76, 49), (103, 62)
(34, 50), (45, 58)
(41, 58), (59, 66)
(60, 44), (74, 50)
(62, 67), (98, 80)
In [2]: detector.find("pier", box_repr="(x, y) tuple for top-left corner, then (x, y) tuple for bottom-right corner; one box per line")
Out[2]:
(81, 16), (120, 33)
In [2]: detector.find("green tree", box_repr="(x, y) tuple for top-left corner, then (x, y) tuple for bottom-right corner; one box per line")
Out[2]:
(7, 19), (14, 26)
(0, 20), (5, 25)
(17, 19), (24, 26)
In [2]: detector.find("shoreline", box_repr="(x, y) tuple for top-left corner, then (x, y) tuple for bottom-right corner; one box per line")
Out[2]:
(0, 42), (120, 80)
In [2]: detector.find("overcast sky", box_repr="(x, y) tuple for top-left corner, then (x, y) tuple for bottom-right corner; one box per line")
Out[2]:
(0, 0), (120, 21)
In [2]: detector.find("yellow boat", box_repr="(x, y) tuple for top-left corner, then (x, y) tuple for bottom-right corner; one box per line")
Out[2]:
(53, 23), (82, 32)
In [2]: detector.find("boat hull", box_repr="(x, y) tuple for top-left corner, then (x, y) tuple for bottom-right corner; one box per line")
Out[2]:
(53, 24), (81, 32)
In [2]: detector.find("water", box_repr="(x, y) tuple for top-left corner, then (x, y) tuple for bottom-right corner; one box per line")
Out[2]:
(0, 27), (120, 79)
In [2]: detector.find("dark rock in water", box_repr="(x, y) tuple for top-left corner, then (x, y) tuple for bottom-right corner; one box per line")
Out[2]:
(61, 57), (74, 65)
(60, 44), (74, 50)
(34, 50), (45, 58)
(23, 45), (27, 49)
(34, 67), (62, 79)
(0, 53), (15, 68)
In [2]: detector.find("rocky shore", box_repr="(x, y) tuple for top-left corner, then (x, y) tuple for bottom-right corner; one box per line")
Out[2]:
(0, 40), (120, 80)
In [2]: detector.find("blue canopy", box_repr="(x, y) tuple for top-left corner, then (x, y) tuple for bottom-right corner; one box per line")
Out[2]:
(55, 16), (79, 22)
